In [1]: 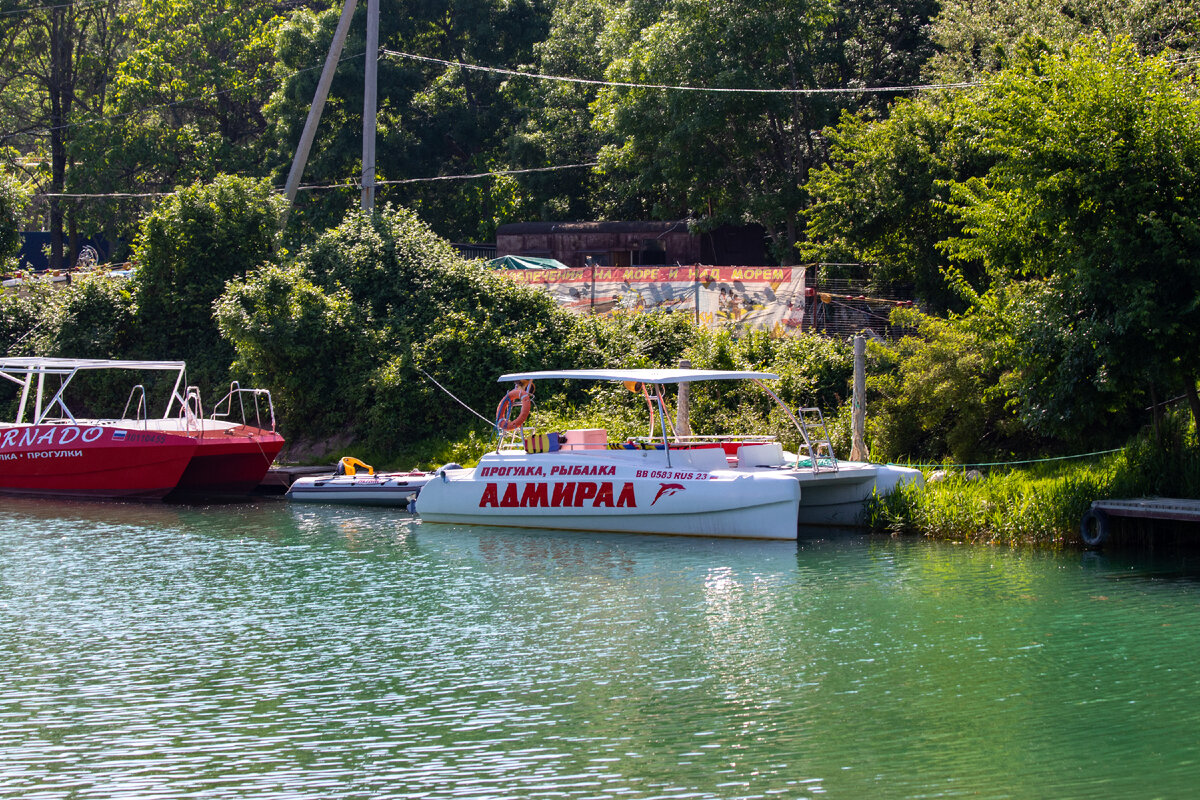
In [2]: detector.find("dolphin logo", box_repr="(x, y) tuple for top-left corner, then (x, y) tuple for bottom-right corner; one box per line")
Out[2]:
(652, 483), (686, 505)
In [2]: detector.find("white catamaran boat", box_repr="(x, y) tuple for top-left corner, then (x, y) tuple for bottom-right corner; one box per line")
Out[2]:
(414, 369), (923, 540)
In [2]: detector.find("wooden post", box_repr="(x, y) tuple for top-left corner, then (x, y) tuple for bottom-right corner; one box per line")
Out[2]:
(693, 263), (700, 326)
(361, 0), (379, 212)
(283, 0), (359, 210)
(850, 334), (867, 461)
(676, 358), (691, 438)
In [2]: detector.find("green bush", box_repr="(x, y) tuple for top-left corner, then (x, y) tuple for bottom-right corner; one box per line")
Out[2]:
(866, 304), (1033, 464)
(132, 174), (285, 391)
(216, 262), (376, 432)
(217, 205), (580, 454)
(41, 275), (138, 359)
(0, 285), (48, 355)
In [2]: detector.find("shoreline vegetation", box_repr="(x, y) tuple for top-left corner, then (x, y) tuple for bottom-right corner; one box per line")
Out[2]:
(866, 416), (1200, 547)
(5, 196), (1199, 550)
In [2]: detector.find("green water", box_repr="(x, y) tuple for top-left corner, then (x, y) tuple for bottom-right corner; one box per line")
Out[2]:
(1, 497), (1199, 799)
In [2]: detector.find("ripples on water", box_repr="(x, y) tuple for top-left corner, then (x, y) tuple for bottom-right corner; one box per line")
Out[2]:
(2, 498), (1199, 799)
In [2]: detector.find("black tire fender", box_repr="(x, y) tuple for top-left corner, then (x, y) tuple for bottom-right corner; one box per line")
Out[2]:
(1080, 507), (1111, 548)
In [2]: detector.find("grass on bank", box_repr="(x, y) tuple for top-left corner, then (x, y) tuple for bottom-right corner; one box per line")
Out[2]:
(867, 413), (1200, 547)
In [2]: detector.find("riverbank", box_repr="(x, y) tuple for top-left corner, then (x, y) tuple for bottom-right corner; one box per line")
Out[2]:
(867, 418), (1200, 547)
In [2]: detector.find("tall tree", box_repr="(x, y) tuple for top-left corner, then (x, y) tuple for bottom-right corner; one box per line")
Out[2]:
(589, 0), (936, 263)
(941, 37), (1200, 435)
(0, 0), (124, 269)
(70, 0), (285, 243)
(266, 0), (552, 243)
(503, 0), (618, 224)
(926, 0), (1200, 82)
(803, 93), (995, 312)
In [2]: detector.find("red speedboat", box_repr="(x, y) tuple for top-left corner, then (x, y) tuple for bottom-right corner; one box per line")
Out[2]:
(0, 358), (284, 501)
(164, 382), (286, 499)
(0, 422), (197, 499)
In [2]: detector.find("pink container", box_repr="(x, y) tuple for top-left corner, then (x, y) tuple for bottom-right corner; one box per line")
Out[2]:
(560, 428), (608, 450)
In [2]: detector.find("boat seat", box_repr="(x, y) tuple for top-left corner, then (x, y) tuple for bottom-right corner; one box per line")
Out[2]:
(737, 442), (785, 468)
(680, 446), (729, 472)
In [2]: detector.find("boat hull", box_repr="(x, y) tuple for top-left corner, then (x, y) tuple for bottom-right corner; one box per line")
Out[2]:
(168, 426), (285, 498)
(287, 472), (431, 506)
(784, 462), (925, 526)
(0, 424), (197, 500)
(415, 450), (802, 540)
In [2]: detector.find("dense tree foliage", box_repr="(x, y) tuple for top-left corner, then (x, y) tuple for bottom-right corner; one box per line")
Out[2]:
(817, 36), (1200, 460)
(0, 171), (27, 263)
(69, 0), (285, 238)
(803, 93), (992, 312)
(926, 0), (1200, 82)
(943, 37), (1200, 436)
(131, 174), (285, 389)
(1, 1), (1199, 469)
(216, 204), (579, 452)
(503, 0), (614, 223)
(266, 0), (553, 242)
(590, 0), (935, 262)
(0, 0), (125, 268)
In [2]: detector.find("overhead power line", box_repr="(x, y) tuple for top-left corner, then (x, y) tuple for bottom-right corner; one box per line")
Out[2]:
(1, 0), (113, 17)
(381, 49), (982, 95)
(35, 162), (598, 199)
(294, 162), (599, 192)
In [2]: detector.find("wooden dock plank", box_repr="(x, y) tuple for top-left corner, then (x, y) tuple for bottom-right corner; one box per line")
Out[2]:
(1092, 498), (1200, 523)
(256, 465), (334, 494)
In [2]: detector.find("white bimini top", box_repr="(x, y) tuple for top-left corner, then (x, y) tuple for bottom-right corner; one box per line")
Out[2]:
(498, 368), (779, 384)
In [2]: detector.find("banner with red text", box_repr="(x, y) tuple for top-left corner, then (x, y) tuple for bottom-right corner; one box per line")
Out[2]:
(498, 265), (806, 334)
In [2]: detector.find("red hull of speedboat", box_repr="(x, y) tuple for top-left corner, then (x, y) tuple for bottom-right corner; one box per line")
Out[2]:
(168, 426), (286, 498)
(0, 425), (197, 500)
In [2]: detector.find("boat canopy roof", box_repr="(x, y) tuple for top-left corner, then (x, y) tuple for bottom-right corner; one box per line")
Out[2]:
(499, 368), (779, 384)
(0, 357), (187, 374)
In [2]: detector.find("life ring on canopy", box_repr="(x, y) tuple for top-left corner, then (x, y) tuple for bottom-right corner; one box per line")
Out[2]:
(495, 385), (533, 432)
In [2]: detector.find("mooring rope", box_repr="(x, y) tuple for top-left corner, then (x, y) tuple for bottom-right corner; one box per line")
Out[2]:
(899, 447), (1126, 470)
(414, 365), (495, 427)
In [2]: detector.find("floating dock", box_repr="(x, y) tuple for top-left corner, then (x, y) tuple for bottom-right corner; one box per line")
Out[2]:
(257, 466), (333, 495)
(1081, 498), (1200, 547)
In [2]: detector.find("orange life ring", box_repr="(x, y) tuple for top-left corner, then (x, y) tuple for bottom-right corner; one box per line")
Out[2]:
(495, 387), (533, 432)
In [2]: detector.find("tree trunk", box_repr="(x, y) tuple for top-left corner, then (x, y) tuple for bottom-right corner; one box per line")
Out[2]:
(46, 8), (75, 271)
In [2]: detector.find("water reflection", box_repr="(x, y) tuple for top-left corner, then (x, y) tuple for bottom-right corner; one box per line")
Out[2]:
(0, 494), (190, 531)
(1, 504), (1199, 799)
(1079, 546), (1200, 583)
